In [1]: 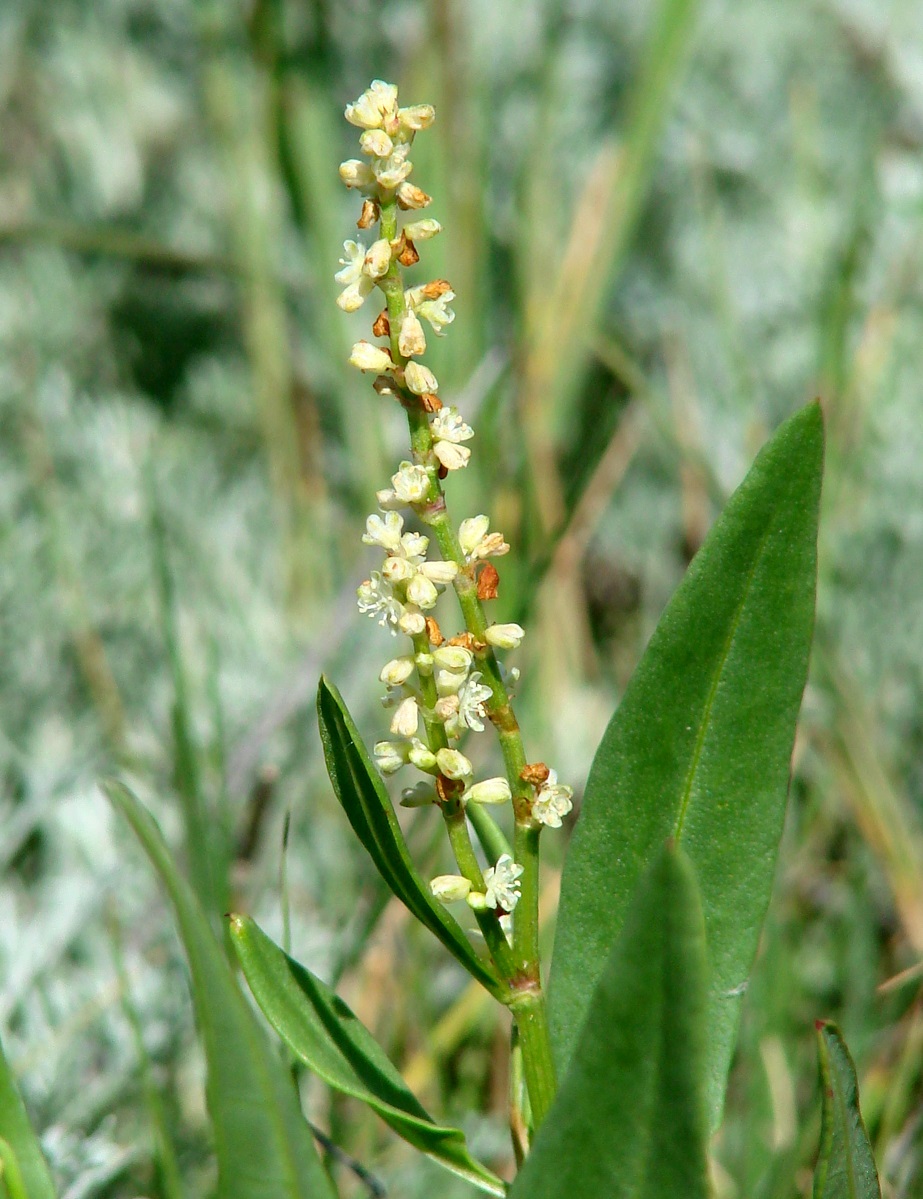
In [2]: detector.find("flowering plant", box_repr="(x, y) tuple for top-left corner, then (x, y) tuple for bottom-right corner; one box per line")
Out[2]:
(1, 78), (882, 1199)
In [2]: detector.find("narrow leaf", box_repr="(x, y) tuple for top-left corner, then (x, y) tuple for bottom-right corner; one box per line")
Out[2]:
(813, 1023), (881, 1199)
(0, 1034), (56, 1199)
(550, 402), (824, 1125)
(104, 781), (336, 1199)
(230, 916), (505, 1198)
(510, 845), (709, 1199)
(316, 678), (502, 997)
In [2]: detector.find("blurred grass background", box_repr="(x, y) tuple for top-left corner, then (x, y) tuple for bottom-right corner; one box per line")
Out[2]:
(1, 0), (922, 1195)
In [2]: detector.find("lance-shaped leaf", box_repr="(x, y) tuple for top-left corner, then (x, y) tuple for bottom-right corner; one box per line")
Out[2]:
(230, 915), (506, 1198)
(317, 678), (502, 997)
(104, 781), (336, 1199)
(550, 403), (824, 1126)
(510, 844), (709, 1199)
(0, 1034), (56, 1199)
(813, 1022), (881, 1199)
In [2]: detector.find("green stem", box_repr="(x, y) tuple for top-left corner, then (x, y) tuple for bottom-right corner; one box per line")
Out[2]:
(375, 186), (555, 1120)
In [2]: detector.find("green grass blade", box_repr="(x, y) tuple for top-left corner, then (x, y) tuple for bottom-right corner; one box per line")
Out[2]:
(230, 916), (506, 1198)
(549, 402), (824, 1127)
(0, 1036), (56, 1199)
(510, 845), (709, 1199)
(104, 781), (336, 1199)
(813, 1023), (881, 1199)
(316, 678), (503, 998)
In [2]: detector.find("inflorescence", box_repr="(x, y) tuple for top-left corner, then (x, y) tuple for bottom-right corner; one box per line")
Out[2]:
(337, 80), (573, 924)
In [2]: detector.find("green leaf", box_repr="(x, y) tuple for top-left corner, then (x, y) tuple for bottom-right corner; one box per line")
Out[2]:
(813, 1023), (881, 1199)
(316, 677), (502, 998)
(510, 844), (709, 1199)
(549, 403), (824, 1126)
(230, 915), (506, 1198)
(0, 1056), (55, 1199)
(0, 1035), (56, 1199)
(104, 781), (336, 1199)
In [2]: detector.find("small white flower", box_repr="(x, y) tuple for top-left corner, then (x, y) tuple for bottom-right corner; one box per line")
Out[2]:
(349, 341), (394, 373)
(407, 285), (456, 336)
(398, 310), (427, 357)
(363, 239), (392, 279)
(485, 623), (525, 650)
(391, 461), (430, 503)
(457, 671), (492, 732)
(400, 782), (437, 807)
(345, 80), (399, 130)
(335, 240), (375, 311)
(404, 361), (438, 396)
(380, 656), (415, 686)
(359, 129), (394, 158)
(403, 219), (442, 241)
(339, 159), (375, 190)
(464, 777), (512, 806)
(532, 770), (574, 829)
(435, 748), (473, 781)
(401, 531), (429, 558)
(406, 572), (439, 610)
(433, 645), (473, 673)
(407, 738), (437, 772)
(374, 740), (408, 774)
(363, 512), (404, 551)
(419, 559), (458, 585)
(430, 874), (472, 903)
(396, 181), (431, 209)
(432, 408), (473, 445)
(390, 695), (420, 737)
(373, 143), (414, 189)
(398, 607), (426, 635)
(458, 515), (509, 560)
(399, 104), (436, 132)
(483, 855), (523, 913)
(357, 572), (403, 630)
(432, 440), (471, 471)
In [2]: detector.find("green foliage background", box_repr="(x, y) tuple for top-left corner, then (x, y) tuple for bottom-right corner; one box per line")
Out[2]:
(1, 0), (921, 1195)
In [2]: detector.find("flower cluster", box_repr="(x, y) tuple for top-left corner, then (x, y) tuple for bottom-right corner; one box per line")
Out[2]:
(337, 80), (574, 931)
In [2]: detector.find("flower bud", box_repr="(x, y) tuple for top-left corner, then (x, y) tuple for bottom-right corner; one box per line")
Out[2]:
(419, 560), (458, 585)
(400, 782), (437, 807)
(339, 159), (374, 189)
(406, 572), (438, 609)
(379, 656), (415, 686)
(382, 556), (415, 584)
(374, 741), (408, 775)
(359, 129), (394, 158)
(390, 696), (420, 737)
(403, 361), (438, 396)
(464, 777), (512, 806)
(362, 239), (391, 279)
(485, 623), (525, 650)
(398, 310), (427, 357)
(345, 81), (398, 129)
(458, 515), (490, 556)
(433, 695), (459, 723)
(399, 104), (436, 132)
(396, 182), (432, 209)
(435, 748), (473, 781)
(408, 738), (437, 772)
(349, 341), (394, 373)
(466, 891), (488, 912)
(403, 219), (442, 241)
(399, 608), (426, 635)
(433, 645), (473, 673)
(414, 651), (434, 676)
(433, 440), (471, 471)
(430, 874), (472, 903)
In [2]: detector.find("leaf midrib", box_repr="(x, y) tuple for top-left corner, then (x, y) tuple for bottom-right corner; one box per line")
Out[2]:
(673, 514), (776, 841)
